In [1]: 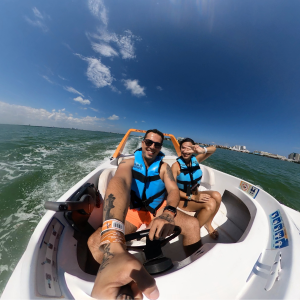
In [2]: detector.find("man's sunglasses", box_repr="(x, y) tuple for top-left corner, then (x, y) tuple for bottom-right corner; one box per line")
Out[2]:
(143, 139), (162, 149)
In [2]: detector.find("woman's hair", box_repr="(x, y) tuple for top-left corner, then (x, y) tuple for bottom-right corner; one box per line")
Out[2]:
(179, 138), (195, 148)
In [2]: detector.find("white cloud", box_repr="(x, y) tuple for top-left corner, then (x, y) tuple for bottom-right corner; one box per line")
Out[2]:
(58, 75), (67, 81)
(117, 30), (138, 59)
(73, 96), (91, 105)
(108, 114), (119, 120)
(62, 108), (65, 111)
(156, 86), (163, 91)
(62, 42), (73, 51)
(42, 75), (54, 84)
(110, 85), (121, 94)
(0, 101), (103, 130)
(75, 54), (114, 88)
(135, 121), (137, 123)
(90, 107), (99, 112)
(88, 0), (108, 26)
(64, 86), (84, 97)
(33, 7), (43, 19)
(123, 79), (145, 97)
(91, 42), (118, 57)
(89, 29), (140, 60)
(24, 7), (48, 32)
(142, 120), (145, 122)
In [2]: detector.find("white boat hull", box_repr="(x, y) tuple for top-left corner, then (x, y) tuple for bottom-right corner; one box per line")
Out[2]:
(2, 155), (300, 299)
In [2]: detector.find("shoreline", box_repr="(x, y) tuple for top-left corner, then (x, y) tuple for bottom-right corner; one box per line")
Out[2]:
(196, 143), (300, 164)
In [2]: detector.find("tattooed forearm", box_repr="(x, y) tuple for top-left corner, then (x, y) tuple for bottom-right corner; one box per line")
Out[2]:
(122, 206), (128, 222)
(104, 194), (116, 220)
(166, 164), (175, 182)
(98, 244), (114, 273)
(158, 213), (175, 225)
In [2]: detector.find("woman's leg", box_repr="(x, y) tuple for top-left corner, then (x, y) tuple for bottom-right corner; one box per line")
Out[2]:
(203, 191), (222, 234)
(177, 190), (222, 235)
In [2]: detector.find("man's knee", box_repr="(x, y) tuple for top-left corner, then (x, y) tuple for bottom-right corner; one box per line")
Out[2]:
(182, 216), (200, 235)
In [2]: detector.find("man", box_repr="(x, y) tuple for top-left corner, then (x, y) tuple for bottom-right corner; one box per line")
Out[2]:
(89, 129), (201, 299)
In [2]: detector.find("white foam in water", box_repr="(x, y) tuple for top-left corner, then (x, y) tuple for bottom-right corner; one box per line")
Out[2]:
(161, 145), (177, 156)
(123, 136), (141, 154)
(34, 146), (58, 158)
(0, 265), (8, 273)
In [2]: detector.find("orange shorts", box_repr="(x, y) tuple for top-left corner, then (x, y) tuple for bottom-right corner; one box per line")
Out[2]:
(125, 200), (167, 229)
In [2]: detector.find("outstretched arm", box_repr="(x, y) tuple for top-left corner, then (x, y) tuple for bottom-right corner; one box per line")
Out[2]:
(91, 159), (159, 300)
(102, 159), (133, 223)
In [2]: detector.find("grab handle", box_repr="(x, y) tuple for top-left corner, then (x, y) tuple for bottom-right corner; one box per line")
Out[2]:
(265, 251), (282, 291)
(44, 194), (93, 214)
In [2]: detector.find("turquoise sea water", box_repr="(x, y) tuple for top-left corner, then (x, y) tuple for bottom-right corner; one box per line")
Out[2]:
(0, 124), (299, 294)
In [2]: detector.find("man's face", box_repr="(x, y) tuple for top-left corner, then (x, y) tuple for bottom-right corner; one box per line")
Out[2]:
(141, 132), (163, 162)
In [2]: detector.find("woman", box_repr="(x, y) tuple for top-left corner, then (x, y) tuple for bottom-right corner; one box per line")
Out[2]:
(172, 138), (222, 239)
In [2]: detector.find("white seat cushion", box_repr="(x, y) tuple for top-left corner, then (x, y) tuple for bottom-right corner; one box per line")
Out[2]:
(200, 165), (215, 188)
(98, 168), (117, 199)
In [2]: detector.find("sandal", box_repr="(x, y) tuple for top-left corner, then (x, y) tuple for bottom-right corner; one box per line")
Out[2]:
(208, 230), (219, 240)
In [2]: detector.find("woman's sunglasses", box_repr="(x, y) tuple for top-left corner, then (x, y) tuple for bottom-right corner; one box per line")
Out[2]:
(143, 139), (162, 149)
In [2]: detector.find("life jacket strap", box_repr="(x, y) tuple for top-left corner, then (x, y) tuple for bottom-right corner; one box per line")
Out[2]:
(179, 165), (200, 174)
(132, 170), (161, 183)
(177, 175), (202, 193)
(130, 188), (166, 215)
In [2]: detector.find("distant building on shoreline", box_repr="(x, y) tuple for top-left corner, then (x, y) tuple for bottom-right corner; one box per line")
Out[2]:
(230, 145), (250, 153)
(288, 153), (300, 161)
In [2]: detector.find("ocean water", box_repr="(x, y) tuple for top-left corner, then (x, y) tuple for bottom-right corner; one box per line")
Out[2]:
(0, 124), (299, 294)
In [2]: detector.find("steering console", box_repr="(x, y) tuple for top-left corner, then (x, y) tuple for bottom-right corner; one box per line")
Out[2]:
(125, 226), (181, 275)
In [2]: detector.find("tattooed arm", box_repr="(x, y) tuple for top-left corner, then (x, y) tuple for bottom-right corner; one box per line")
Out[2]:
(103, 158), (134, 223)
(162, 163), (180, 208)
(91, 157), (159, 299)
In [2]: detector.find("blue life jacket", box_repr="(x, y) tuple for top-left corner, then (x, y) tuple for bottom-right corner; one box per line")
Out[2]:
(176, 155), (202, 195)
(130, 148), (166, 215)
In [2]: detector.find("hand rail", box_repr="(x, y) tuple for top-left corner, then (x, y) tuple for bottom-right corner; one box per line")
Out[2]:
(112, 128), (180, 158)
(264, 251), (282, 291)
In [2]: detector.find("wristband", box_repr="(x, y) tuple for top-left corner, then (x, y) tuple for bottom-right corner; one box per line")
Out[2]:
(203, 147), (207, 154)
(163, 205), (177, 217)
(99, 230), (126, 249)
(102, 219), (125, 234)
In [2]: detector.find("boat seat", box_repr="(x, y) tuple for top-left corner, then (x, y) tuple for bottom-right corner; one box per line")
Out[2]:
(199, 165), (215, 191)
(162, 158), (176, 166)
(98, 168), (117, 199)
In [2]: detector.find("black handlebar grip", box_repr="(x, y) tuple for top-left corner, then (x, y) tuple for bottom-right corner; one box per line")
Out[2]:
(44, 201), (68, 212)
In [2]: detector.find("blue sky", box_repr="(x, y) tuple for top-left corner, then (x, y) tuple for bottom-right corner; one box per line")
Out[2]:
(0, 0), (300, 156)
